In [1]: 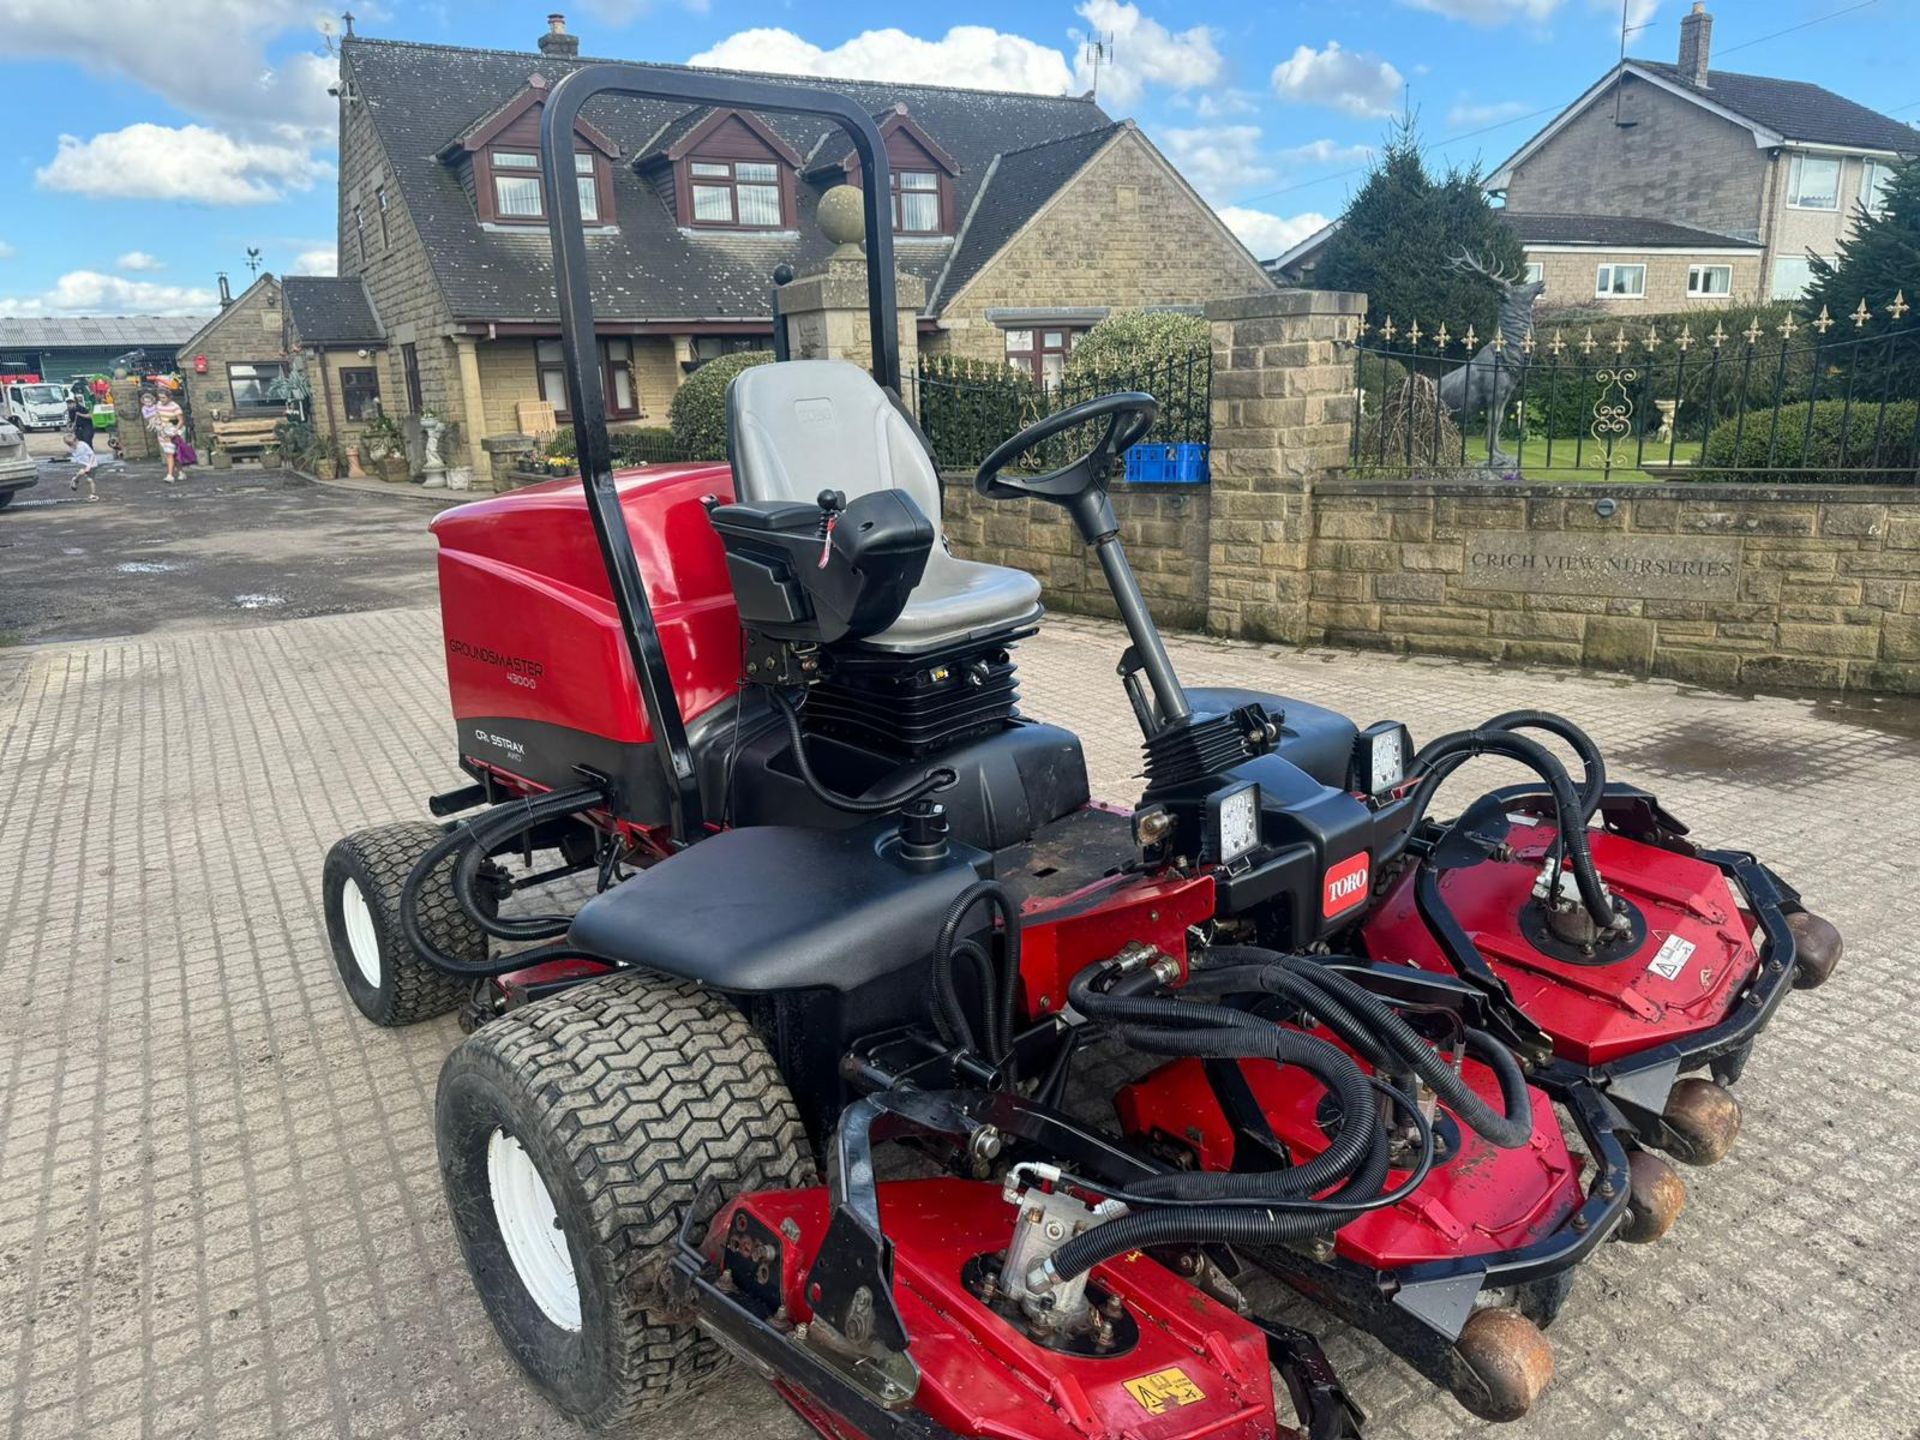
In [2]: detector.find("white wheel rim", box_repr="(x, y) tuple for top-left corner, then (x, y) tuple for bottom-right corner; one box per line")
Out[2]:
(341, 879), (382, 988)
(487, 1128), (582, 1331)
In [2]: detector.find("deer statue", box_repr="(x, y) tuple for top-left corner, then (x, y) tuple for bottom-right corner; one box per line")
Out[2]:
(1436, 250), (1546, 469)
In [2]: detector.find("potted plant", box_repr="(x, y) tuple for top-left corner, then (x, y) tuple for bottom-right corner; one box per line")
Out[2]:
(211, 447), (233, 471)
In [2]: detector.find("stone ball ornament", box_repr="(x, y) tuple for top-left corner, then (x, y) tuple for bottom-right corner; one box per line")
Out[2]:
(817, 185), (867, 253)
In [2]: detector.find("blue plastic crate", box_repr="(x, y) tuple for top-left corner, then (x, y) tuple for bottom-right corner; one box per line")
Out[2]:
(1172, 442), (1210, 484)
(1123, 443), (1176, 482)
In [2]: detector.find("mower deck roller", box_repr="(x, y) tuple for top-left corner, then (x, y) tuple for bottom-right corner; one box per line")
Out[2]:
(315, 59), (1837, 1440)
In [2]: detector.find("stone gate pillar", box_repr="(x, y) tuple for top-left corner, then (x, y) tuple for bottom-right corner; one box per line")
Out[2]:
(1202, 289), (1365, 641)
(776, 185), (923, 383)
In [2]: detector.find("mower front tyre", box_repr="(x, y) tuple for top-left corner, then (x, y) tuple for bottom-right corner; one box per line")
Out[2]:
(435, 972), (814, 1430)
(323, 821), (482, 1026)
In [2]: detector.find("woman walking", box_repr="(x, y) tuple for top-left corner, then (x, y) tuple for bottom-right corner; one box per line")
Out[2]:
(151, 389), (189, 479)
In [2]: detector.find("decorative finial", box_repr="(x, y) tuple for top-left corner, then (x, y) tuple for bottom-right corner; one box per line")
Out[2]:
(1462, 324), (1477, 352)
(1777, 312), (1797, 340)
(1890, 290), (1910, 321)
(1812, 306), (1834, 334)
(1709, 322), (1727, 349)
(1742, 319), (1763, 346)
(1852, 299), (1872, 328)
(342, 9), (355, 36)
(1676, 324), (1694, 352)
(1433, 322), (1451, 351)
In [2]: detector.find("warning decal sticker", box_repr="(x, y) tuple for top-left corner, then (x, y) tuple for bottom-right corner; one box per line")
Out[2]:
(1123, 1367), (1207, 1415)
(1646, 933), (1696, 981)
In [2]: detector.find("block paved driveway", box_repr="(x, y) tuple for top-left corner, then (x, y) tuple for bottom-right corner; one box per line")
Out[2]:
(2, 604), (1917, 1440)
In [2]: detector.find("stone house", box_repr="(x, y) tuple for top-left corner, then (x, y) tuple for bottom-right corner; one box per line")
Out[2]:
(1487, 3), (1914, 307)
(283, 277), (389, 457)
(327, 17), (1272, 480)
(176, 274), (292, 442)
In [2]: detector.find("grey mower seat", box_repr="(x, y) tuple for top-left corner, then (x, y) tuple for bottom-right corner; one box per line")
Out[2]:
(727, 359), (1042, 653)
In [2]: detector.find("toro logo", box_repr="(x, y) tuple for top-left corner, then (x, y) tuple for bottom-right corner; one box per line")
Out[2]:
(1322, 852), (1371, 918)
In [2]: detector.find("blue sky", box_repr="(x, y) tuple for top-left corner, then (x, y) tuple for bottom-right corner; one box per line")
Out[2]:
(1, 0), (1913, 315)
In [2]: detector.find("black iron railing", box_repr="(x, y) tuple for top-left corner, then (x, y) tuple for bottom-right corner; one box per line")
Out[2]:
(1349, 303), (1920, 484)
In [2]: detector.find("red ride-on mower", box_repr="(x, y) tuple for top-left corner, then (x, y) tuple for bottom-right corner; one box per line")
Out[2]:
(317, 64), (1834, 1439)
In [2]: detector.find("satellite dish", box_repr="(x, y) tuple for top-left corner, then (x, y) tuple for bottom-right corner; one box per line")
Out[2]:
(317, 15), (338, 35)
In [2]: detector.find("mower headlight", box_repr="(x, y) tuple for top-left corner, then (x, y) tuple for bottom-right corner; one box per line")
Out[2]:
(1207, 782), (1261, 865)
(1352, 722), (1414, 797)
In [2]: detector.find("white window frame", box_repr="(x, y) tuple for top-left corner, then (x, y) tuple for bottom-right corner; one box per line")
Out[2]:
(1786, 154), (1841, 211)
(1594, 263), (1647, 299)
(1687, 264), (1733, 297)
(1523, 261), (1544, 284)
(1862, 158), (1892, 215)
(1770, 255), (1816, 301)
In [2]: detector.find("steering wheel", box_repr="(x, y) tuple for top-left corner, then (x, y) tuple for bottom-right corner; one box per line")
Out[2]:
(974, 391), (1159, 508)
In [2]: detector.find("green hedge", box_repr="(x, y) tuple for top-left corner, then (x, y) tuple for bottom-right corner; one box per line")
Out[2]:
(1062, 309), (1210, 448)
(913, 353), (1039, 470)
(1697, 399), (1918, 482)
(668, 351), (774, 459)
(542, 425), (688, 468)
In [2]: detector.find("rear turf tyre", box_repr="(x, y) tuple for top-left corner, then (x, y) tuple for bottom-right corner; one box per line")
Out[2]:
(435, 972), (813, 1429)
(323, 821), (480, 1026)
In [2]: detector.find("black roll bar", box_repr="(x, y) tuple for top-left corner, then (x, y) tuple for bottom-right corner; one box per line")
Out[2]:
(537, 65), (901, 845)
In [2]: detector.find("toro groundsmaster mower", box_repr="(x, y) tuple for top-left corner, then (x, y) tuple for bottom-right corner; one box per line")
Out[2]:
(320, 64), (1839, 1438)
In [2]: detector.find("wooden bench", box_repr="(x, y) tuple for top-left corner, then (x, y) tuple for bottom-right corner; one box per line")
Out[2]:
(211, 417), (283, 460)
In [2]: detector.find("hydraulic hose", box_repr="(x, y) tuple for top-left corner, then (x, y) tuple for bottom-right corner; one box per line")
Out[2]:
(1480, 710), (1606, 822)
(1401, 727), (1618, 930)
(771, 688), (955, 816)
(449, 787), (605, 941)
(1197, 947), (1536, 1150)
(1067, 966), (1380, 1201)
(398, 783), (605, 978)
(931, 881), (1023, 1071)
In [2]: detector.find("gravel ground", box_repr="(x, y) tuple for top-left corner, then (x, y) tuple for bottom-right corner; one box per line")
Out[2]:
(0, 454), (447, 646)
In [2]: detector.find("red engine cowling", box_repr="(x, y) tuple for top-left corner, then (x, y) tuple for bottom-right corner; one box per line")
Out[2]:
(712, 1178), (1295, 1440)
(427, 464), (743, 820)
(1362, 820), (1763, 1066)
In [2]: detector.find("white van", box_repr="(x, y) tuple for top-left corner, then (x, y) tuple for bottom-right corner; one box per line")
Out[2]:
(3, 381), (73, 431)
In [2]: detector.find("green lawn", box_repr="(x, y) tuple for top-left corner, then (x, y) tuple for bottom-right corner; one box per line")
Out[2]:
(1506, 433), (1704, 482)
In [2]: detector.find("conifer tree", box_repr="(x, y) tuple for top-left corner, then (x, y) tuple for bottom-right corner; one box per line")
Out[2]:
(1312, 118), (1527, 346)
(1805, 156), (1920, 398)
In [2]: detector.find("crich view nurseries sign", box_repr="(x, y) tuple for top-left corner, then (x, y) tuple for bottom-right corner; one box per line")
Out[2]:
(1455, 530), (1744, 601)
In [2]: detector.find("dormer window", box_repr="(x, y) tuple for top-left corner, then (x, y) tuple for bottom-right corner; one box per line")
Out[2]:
(689, 159), (784, 228)
(636, 108), (803, 232)
(442, 81), (622, 229)
(486, 150), (604, 223)
(825, 107), (959, 237)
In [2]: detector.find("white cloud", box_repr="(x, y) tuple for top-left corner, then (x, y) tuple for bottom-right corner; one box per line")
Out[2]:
(117, 251), (165, 272)
(1446, 98), (1535, 128)
(1216, 207), (1333, 259)
(1271, 42), (1405, 119)
(1191, 90), (1259, 119)
(1398, 0), (1560, 24)
(0, 241), (15, 261)
(1277, 139), (1375, 167)
(0, 2), (337, 139)
(37, 123), (330, 205)
(689, 25), (1076, 94)
(1162, 126), (1275, 201)
(295, 247), (338, 276)
(1071, 0), (1222, 106)
(0, 270), (216, 317)
(689, 7), (1221, 103)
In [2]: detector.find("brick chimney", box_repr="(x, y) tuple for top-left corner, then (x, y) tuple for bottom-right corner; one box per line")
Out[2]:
(538, 13), (579, 58)
(1677, 2), (1712, 87)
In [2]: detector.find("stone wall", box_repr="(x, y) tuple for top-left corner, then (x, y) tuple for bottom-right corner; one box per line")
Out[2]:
(941, 477), (1212, 629)
(1299, 480), (1920, 693)
(930, 127), (1274, 365)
